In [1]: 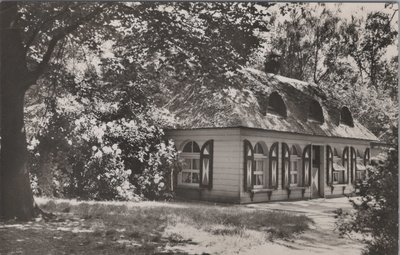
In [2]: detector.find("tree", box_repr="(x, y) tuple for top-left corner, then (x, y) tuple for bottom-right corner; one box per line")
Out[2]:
(1, 2), (274, 219)
(343, 11), (398, 89)
(266, 4), (342, 83)
(103, 2), (273, 110)
(0, 2), (111, 220)
(336, 123), (398, 255)
(263, 3), (398, 142)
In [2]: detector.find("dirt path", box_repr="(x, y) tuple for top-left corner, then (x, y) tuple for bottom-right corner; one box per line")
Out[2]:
(242, 197), (364, 255)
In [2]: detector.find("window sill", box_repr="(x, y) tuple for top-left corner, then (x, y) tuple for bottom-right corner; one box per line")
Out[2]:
(332, 184), (347, 187)
(250, 188), (274, 201)
(251, 188), (274, 194)
(355, 180), (368, 185)
(288, 186), (307, 190)
(177, 184), (199, 189)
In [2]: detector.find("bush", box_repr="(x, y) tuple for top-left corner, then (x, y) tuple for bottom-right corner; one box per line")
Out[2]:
(27, 89), (177, 201)
(336, 125), (398, 255)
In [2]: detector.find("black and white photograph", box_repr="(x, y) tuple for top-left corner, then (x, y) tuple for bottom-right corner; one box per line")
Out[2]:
(0, 1), (398, 254)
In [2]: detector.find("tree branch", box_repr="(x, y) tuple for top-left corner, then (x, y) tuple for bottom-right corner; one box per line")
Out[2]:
(24, 4), (72, 53)
(316, 68), (330, 84)
(25, 4), (109, 90)
(388, 9), (398, 24)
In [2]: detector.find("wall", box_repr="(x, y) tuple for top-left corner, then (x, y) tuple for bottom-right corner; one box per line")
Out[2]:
(238, 128), (371, 203)
(165, 128), (242, 203)
(166, 127), (372, 204)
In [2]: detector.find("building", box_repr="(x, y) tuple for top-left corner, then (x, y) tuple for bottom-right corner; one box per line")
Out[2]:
(165, 68), (378, 203)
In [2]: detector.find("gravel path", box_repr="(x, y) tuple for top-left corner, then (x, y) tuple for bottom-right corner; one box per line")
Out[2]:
(242, 197), (365, 255)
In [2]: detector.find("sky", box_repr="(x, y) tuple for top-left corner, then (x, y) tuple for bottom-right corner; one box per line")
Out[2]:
(334, 2), (397, 19)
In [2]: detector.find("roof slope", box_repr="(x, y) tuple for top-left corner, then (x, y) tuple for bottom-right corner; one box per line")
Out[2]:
(166, 67), (378, 141)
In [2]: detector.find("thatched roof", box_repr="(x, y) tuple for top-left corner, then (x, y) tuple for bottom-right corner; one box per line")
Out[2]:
(166, 67), (378, 141)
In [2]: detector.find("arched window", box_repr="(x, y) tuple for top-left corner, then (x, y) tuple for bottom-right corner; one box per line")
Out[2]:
(290, 145), (301, 187)
(343, 147), (349, 184)
(334, 148), (339, 157)
(350, 147), (357, 184)
(340, 107), (354, 127)
(364, 148), (370, 165)
(200, 140), (214, 189)
(253, 142), (267, 189)
(269, 142), (279, 189)
(355, 149), (367, 181)
(282, 143), (290, 188)
(243, 140), (254, 192)
(267, 92), (287, 117)
(179, 141), (201, 186)
(302, 145), (312, 186)
(332, 148), (345, 184)
(326, 145), (333, 185)
(183, 141), (200, 153)
(308, 100), (324, 123)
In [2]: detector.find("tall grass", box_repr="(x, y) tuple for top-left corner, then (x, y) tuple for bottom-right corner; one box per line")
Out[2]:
(41, 199), (312, 239)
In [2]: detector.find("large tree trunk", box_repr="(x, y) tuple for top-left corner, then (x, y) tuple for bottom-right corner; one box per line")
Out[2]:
(0, 2), (35, 220)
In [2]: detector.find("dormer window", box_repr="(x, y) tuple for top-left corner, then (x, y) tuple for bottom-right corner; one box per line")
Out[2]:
(340, 106), (354, 127)
(308, 100), (324, 123)
(267, 92), (287, 117)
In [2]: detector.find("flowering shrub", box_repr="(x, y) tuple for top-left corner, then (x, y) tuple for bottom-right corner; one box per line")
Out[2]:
(29, 173), (40, 196)
(26, 89), (178, 201)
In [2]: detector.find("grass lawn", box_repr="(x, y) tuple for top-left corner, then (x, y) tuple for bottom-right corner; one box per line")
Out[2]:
(0, 198), (312, 254)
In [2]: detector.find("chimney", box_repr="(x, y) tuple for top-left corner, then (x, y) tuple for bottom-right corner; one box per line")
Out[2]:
(264, 52), (281, 74)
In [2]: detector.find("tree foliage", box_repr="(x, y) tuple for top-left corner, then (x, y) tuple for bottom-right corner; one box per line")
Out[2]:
(26, 79), (177, 201)
(336, 123), (398, 255)
(267, 5), (343, 83)
(1, 2), (397, 220)
(263, 3), (398, 141)
(21, 2), (276, 201)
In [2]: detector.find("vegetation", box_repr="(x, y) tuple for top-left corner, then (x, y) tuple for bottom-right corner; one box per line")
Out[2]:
(1, 2), (274, 219)
(263, 3), (398, 141)
(0, 2), (397, 230)
(1, 198), (312, 254)
(336, 123), (398, 255)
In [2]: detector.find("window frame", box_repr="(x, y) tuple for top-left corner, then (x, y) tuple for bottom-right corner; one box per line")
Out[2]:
(253, 153), (267, 189)
(302, 144), (312, 187)
(243, 140), (254, 192)
(350, 147), (357, 184)
(332, 155), (346, 184)
(269, 142), (279, 189)
(199, 140), (214, 189)
(355, 157), (367, 182)
(290, 155), (301, 186)
(364, 148), (370, 166)
(282, 143), (291, 189)
(179, 152), (201, 187)
(343, 147), (349, 184)
(326, 145), (333, 185)
(178, 141), (202, 188)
